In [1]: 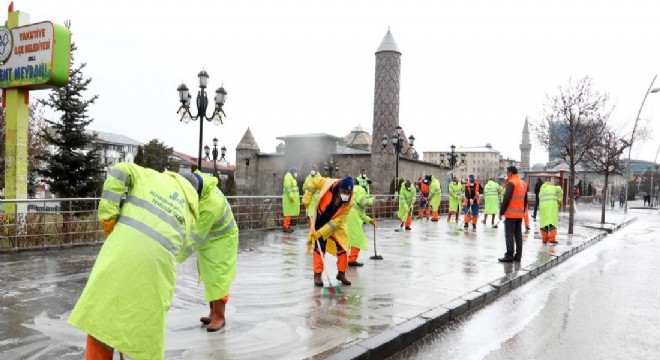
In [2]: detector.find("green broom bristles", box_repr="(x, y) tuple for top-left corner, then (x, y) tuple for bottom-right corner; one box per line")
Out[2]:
(321, 285), (342, 296)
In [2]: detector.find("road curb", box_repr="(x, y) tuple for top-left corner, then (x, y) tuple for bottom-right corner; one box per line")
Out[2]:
(329, 217), (637, 360)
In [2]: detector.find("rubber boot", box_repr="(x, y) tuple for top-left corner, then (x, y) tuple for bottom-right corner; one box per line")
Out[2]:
(314, 273), (323, 287)
(200, 302), (213, 325)
(336, 271), (351, 286)
(207, 300), (226, 332)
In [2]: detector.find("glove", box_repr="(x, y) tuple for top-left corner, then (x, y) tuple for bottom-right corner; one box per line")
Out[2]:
(469, 199), (474, 205)
(369, 219), (377, 227)
(102, 218), (117, 235)
(311, 231), (323, 242)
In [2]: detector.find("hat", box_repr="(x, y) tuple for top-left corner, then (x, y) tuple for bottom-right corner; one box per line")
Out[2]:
(289, 166), (298, 174)
(469, 175), (475, 180)
(181, 172), (202, 196)
(338, 177), (354, 191)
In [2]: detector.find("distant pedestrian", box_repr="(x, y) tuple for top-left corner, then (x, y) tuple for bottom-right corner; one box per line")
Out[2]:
(532, 177), (542, 221)
(447, 176), (463, 223)
(498, 166), (528, 262)
(619, 190), (625, 208)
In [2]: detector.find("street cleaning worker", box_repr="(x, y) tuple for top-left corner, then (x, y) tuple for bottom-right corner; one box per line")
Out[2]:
(347, 184), (377, 267)
(68, 163), (200, 360)
(463, 175), (481, 230)
(498, 166), (528, 262)
(539, 178), (564, 243)
(355, 168), (372, 195)
(427, 175), (442, 222)
(303, 165), (322, 227)
(303, 176), (355, 287)
(178, 172), (238, 332)
(417, 177), (430, 219)
(447, 176), (463, 223)
(282, 167), (300, 233)
(482, 177), (500, 226)
(398, 179), (416, 230)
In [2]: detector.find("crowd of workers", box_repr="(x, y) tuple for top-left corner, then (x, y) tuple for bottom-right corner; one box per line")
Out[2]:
(67, 162), (564, 359)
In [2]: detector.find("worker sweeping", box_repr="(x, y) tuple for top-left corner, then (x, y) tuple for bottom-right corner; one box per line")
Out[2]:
(463, 175), (481, 230)
(398, 179), (416, 231)
(282, 167), (300, 233)
(303, 165), (322, 228)
(539, 178), (564, 243)
(178, 172), (238, 332)
(447, 176), (463, 223)
(427, 175), (442, 222)
(68, 163), (201, 360)
(347, 184), (377, 267)
(417, 176), (430, 219)
(303, 176), (355, 287)
(482, 177), (500, 226)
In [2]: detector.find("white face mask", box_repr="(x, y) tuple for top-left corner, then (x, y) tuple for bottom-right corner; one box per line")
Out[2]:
(340, 193), (350, 202)
(311, 170), (316, 176)
(293, 173), (298, 178)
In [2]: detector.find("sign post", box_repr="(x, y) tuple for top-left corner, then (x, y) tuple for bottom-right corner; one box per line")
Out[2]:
(1, 3), (70, 220)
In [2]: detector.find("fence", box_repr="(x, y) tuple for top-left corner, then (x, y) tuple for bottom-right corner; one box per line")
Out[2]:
(1, 193), (516, 251)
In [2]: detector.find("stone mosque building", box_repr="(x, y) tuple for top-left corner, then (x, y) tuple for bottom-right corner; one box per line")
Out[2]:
(234, 29), (445, 195)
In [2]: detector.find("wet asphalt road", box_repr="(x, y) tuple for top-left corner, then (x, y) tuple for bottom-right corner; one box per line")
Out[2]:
(389, 208), (660, 360)
(0, 203), (637, 359)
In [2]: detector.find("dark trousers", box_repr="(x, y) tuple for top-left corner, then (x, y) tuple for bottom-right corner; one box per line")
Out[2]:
(532, 194), (539, 218)
(504, 218), (523, 259)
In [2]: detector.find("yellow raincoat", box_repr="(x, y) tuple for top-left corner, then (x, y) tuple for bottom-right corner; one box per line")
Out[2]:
(178, 172), (238, 302)
(303, 172), (321, 217)
(398, 182), (416, 221)
(347, 185), (373, 251)
(302, 177), (351, 255)
(68, 163), (199, 360)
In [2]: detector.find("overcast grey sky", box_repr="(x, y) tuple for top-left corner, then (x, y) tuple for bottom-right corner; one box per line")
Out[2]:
(20, 0), (660, 166)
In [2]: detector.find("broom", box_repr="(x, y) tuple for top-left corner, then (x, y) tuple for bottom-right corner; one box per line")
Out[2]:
(394, 205), (413, 232)
(370, 204), (383, 260)
(314, 237), (342, 296)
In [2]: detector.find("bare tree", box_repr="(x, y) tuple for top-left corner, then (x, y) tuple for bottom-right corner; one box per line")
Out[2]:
(533, 76), (610, 234)
(585, 128), (630, 224)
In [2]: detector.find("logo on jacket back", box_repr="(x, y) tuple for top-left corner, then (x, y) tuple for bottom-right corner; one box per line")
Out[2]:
(169, 192), (185, 208)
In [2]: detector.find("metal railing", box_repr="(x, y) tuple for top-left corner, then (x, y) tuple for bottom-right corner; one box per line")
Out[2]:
(0, 198), (103, 251)
(1, 193), (499, 251)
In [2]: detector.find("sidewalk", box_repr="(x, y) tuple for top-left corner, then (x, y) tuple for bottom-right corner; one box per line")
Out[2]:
(0, 207), (637, 359)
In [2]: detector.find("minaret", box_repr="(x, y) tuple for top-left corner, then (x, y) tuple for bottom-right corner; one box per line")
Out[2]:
(520, 117), (531, 171)
(235, 127), (260, 195)
(371, 29), (402, 194)
(371, 28), (401, 154)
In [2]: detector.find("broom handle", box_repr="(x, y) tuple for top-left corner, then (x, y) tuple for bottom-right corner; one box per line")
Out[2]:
(314, 237), (333, 284)
(372, 203), (378, 257)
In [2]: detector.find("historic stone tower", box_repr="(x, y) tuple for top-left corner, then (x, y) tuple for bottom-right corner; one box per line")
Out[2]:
(371, 28), (401, 154)
(371, 29), (402, 193)
(519, 117), (532, 172)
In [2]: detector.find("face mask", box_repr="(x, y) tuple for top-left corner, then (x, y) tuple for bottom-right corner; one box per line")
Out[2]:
(340, 193), (350, 202)
(293, 173), (298, 178)
(311, 170), (316, 176)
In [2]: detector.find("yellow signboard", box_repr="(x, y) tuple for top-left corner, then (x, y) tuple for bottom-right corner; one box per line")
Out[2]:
(0, 21), (70, 89)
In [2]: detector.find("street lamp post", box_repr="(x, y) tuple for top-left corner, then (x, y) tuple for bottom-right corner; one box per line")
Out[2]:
(439, 144), (467, 170)
(177, 70), (227, 170)
(381, 125), (416, 192)
(204, 137), (226, 178)
(624, 75), (660, 214)
(323, 156), (339, 177)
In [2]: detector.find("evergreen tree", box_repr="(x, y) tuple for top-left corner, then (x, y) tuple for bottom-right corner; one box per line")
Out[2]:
(37, 39), (104, 201)
(141, 139), (179, 172)
(134, 145), (144, 166)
